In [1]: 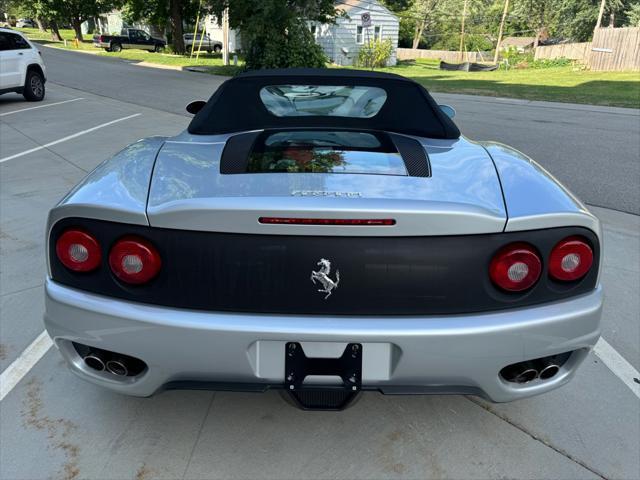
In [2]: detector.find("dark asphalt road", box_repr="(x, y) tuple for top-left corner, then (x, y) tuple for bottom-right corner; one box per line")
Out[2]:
(41, 46), (640, 214)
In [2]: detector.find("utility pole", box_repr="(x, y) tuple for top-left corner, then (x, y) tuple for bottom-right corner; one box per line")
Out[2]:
(493, 0), (509, 64)
(595, 0), (606, 29)
(222, 7), (230, 66)
(458, 0), (468, 62)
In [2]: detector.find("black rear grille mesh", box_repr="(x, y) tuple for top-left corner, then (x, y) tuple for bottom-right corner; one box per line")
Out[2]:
(49, 218), (599, 316)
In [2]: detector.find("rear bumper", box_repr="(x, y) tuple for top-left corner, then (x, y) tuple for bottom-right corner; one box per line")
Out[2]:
(44, 278), (603, 402)
(93, 41), (109, 48)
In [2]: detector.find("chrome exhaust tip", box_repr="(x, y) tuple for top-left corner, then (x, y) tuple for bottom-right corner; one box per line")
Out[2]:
(514, 368), (538, 384)
(539, 364), (560, 380)
(83, 354), (105, 372)
(105, 359), (128, 376)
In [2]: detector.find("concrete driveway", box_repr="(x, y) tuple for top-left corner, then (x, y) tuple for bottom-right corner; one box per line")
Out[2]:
(0, 52), (639, 480)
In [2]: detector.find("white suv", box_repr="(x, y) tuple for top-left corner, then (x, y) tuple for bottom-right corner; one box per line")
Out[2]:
(0, 28), (47, 101)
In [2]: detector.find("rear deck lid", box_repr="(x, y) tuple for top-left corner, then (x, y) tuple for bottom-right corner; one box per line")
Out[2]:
(146, 131), (506, 236)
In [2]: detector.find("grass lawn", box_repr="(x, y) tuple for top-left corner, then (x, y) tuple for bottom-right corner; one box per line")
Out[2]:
(17, 28), (639, 108)
(16, 27), (244, 75)
(373, 59), (640, 109)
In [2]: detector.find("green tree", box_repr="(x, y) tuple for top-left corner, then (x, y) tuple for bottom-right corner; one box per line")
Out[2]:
(15, 0), (68, 40)
(63, 0), (121, 41)
(209, 0), (338, 69)
(409, 0), (441, 49)
(123, 0), (199, 53)
(627, 2), (640, 26)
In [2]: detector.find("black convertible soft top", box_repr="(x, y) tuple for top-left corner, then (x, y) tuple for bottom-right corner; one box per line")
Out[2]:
(188, 69), (460, 139)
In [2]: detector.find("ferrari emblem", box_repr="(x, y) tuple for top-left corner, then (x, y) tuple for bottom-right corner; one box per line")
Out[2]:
(310, 258), (340, 299)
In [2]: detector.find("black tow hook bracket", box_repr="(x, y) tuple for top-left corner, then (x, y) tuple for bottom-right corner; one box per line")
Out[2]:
(284, 342), (363, 410)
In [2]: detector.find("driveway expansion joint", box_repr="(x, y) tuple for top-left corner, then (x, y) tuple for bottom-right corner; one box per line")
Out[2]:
(465, 396), (609, 480)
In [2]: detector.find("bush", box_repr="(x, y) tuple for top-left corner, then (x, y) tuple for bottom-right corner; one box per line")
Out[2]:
(243, 20), (327, 69)
(356, 38), (393, 69)
(499, 47), (574, 70)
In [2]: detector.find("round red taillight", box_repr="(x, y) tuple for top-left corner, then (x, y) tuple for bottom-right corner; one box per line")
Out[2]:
(489, 243), (542, 292)
(549, 236), (593, 281)
(108, 237), (161, 284)
(56, 229), (101, 272)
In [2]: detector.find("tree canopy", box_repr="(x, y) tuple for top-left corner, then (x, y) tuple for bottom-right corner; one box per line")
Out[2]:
(383, 0), (640, 49)
(208, 0), (339, 69)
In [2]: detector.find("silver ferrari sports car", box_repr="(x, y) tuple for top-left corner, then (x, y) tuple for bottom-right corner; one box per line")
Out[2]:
(44, 69), (602, 410)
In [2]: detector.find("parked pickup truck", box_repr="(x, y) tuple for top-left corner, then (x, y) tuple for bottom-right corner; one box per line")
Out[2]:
(183, 33), (222, 54)
(93, 29), (166, 53)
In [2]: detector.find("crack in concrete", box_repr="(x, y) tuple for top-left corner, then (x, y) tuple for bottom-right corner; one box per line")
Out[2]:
(465, 396), (609, 480)
(0, 120), (88, 173)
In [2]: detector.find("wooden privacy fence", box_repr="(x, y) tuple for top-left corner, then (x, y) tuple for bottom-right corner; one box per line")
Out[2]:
(397, 48), (491, 63)
(589, 27), (640, 71)
(534, 42), (591, 61)
(399, 28), (639, 71)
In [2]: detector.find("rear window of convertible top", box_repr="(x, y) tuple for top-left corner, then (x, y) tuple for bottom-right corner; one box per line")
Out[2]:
(259, 85), (387, 118)
(246, 130), (407, 176)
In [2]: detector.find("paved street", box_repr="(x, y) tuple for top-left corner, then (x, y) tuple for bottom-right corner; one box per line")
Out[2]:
(0, 47), (639, 480)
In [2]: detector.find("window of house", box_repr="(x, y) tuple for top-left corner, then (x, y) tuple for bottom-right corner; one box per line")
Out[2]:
(310, 25), (318, 39)
(356, 26), (363, 44)
(374, 26), (382, 41)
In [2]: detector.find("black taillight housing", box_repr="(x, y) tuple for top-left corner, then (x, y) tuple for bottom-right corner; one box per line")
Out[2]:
(49, 218), (599, 314)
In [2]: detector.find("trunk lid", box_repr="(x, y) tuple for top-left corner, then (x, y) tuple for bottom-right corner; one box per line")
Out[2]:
(146, 133), (506, 236)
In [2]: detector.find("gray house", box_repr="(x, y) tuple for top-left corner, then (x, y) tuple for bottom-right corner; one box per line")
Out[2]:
(312, 0), (399, 66)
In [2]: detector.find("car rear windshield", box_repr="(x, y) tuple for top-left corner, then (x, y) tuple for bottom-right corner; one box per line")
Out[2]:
(259, 85), (387, 118)
(246, 130), (407, 176)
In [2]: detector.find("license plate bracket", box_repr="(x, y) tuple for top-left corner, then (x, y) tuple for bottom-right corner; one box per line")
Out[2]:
(284, 342), (362, 392)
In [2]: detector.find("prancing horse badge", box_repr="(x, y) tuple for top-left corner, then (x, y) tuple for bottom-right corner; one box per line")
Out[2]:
(310, 258), (340, 299)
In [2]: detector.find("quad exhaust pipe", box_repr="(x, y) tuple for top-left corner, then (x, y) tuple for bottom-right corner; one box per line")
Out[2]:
(83, 353), (106, 372)
(539, 363), (560, 380)
(74, 342), (147, 378)
(501, 353), (570, 384)
(83, 351), (130, 376)
(105, 359), (129, 376)
(513, 366), (538, 384)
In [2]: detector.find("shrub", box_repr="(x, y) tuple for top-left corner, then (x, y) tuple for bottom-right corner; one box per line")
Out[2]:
(356, 38), (393, 69)
(243, 20), (327, 69)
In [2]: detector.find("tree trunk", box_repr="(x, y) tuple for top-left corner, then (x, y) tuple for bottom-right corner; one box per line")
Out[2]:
(412, 18), (427, 49)
(533, 28), (543, 48)
(50, 21), (63, 41)
(36, 18), (46, 32)
(170, 0), (185, 54)
(72, 17), (84, 42)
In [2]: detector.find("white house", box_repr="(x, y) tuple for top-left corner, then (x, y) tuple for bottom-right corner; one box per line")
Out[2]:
(312, 0), (399, 66)
(205, 0), (399, 66)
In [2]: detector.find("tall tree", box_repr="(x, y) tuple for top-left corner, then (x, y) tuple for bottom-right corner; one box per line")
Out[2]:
(209, 0), (338, 69)
(512, 0), (557, 46)
(123, 0), (198, 53)
(61, 0), (120, 41)
(627, 2), (640, 26)
(410, 0), (440, 49)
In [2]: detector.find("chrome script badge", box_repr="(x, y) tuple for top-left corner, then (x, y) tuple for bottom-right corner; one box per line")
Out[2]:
(310, 258), (340, 299)
(292, 190), (362, 198)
